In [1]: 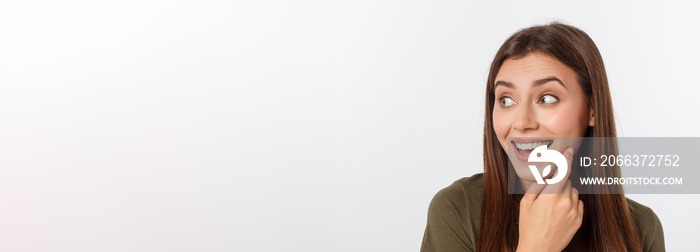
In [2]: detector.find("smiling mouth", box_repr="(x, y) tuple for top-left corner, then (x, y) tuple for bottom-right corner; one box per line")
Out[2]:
(512, 140), (553, 154)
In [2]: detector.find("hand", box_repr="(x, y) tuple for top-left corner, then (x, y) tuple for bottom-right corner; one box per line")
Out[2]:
(516, 148), (583, 252)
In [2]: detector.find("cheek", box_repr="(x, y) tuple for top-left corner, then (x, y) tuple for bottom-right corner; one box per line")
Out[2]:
(541, 105), (587, 137)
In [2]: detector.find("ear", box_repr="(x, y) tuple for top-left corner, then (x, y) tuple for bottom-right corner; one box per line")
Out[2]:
(588, 107), (595, 127)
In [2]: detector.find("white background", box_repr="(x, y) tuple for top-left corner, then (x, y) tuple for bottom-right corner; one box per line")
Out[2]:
(1, 1), (698, 251)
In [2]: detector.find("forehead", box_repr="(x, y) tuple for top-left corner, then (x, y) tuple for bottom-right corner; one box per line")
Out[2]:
(495, 53), (577, 85)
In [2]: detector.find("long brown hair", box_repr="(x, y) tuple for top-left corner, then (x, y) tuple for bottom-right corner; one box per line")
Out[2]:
(477, 23), (642, 251)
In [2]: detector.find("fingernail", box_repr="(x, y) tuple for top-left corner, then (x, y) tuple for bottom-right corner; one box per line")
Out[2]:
(568, 148), (574, 154)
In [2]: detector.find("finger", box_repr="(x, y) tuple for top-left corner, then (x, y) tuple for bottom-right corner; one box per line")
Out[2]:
(571, 187), (579, 202)
(549, 147), (575, 192)
(543, 178), (570, 194)
(561, 179), (572, 195)
(563, 147), (574, 179)
(551, 147), (574, 181)
(522, 182), (547, 202)
(577, 199), (584, 215)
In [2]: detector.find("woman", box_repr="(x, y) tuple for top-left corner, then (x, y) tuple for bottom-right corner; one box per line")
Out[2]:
(420, 23), (665, 251)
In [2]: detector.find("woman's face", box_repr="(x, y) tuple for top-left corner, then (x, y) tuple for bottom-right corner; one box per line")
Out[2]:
(492, 53), (594, 169)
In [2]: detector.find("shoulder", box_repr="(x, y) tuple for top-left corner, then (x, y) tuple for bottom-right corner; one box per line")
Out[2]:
(422, 173), (485, 252)
(433, 173), (485, 199)
(429, 173), (484, 213)
(626, 197), (665, 251)
(427, 175), (484, 230)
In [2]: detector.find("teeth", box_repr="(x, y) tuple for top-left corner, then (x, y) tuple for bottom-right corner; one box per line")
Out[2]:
(515, 141), (552, 150)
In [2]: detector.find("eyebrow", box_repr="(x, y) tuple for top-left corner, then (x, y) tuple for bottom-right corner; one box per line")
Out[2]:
(494, 76), (567, 90)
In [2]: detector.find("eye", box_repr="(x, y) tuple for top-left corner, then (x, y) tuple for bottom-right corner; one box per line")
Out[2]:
(539, 94), (558, 104)
(499, 97), (515, 107)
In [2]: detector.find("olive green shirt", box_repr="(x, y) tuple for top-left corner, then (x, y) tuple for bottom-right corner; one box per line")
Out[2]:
(420, 173), (665, 252)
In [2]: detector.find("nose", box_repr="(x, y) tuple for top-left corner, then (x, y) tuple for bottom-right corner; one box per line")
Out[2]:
(512, 103), (538, 132)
